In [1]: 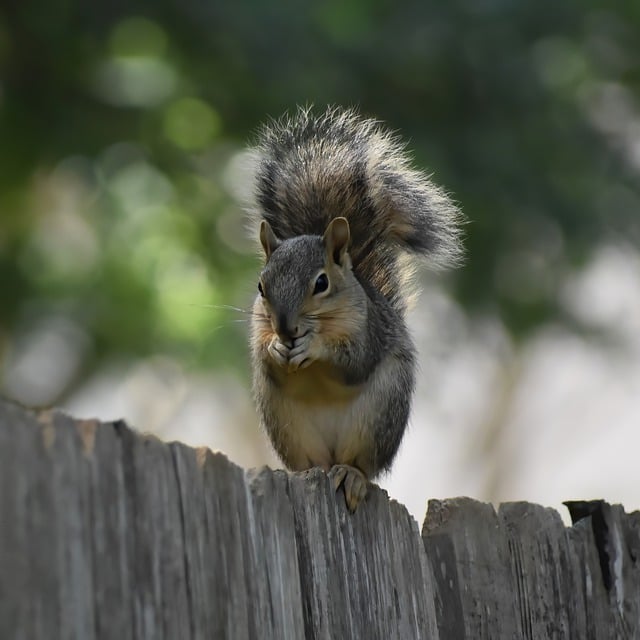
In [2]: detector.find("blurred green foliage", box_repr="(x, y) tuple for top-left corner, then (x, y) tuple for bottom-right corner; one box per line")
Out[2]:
(1, 1), (639, 404)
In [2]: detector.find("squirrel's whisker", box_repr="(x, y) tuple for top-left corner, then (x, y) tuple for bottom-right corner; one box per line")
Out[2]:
(186, 303), (251, 314)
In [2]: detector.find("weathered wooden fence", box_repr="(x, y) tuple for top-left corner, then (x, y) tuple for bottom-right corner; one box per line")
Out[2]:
(0, 398), (638, 639)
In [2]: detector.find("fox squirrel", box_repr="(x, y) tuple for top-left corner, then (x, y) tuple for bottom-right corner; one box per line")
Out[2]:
(248, 107), (463, 511)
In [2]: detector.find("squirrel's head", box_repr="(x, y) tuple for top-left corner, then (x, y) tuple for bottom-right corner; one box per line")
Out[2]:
(255, 217), (362, 344)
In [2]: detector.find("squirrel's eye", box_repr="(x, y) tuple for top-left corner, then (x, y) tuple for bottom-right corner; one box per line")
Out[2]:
(313, 273), (329, 295)
(258, 282), (264, 297)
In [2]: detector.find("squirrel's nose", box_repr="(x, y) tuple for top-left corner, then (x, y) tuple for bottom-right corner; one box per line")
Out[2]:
(276, 313), (299, 342)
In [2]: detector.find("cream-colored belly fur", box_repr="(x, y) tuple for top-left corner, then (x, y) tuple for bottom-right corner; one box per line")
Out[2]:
(269, 359), (393, 475)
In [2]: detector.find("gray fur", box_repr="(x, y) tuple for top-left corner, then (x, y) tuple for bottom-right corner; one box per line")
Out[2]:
(249, 106), (464, 315)
(260, 235), (326, 335)
(248, 107), (462, 502)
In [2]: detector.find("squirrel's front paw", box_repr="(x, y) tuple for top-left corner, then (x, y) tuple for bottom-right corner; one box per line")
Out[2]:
(268, 336), (290, 367)
(287, 333), (316, 371)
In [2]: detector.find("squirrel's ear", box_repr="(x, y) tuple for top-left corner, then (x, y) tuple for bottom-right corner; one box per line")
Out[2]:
(259, 220), (281, 259)
(323, 217), (350, 266)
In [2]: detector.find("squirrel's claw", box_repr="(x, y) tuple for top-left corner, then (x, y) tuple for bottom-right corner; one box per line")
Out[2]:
(268, 337), (290, 367)
(288, 334), (314, 371)
(329, 464), (368, 512)
(268, 334), (314, 371)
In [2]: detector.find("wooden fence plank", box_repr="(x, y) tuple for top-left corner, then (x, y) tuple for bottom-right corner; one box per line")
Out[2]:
(1, 399), (638, 640)
(422, 498), (520, 638)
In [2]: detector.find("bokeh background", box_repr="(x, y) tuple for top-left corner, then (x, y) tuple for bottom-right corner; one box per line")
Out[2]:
(2, 2), (639, 522)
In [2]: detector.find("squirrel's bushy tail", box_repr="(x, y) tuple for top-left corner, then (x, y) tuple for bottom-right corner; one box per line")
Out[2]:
(250, 106), (463, 313)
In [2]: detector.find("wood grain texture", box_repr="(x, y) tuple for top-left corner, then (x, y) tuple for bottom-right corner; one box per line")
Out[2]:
(0, 398), (638, 640)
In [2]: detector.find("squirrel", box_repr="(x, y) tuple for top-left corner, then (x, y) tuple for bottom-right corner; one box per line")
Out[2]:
(247, 107), (463, 511)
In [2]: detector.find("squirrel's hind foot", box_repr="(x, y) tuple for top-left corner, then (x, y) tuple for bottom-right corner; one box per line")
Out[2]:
(329, 464), (368, 512)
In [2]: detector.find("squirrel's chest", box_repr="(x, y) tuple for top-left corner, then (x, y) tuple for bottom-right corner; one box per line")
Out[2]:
(274, 361), (362, 405)
(266, 363), (374, 471)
